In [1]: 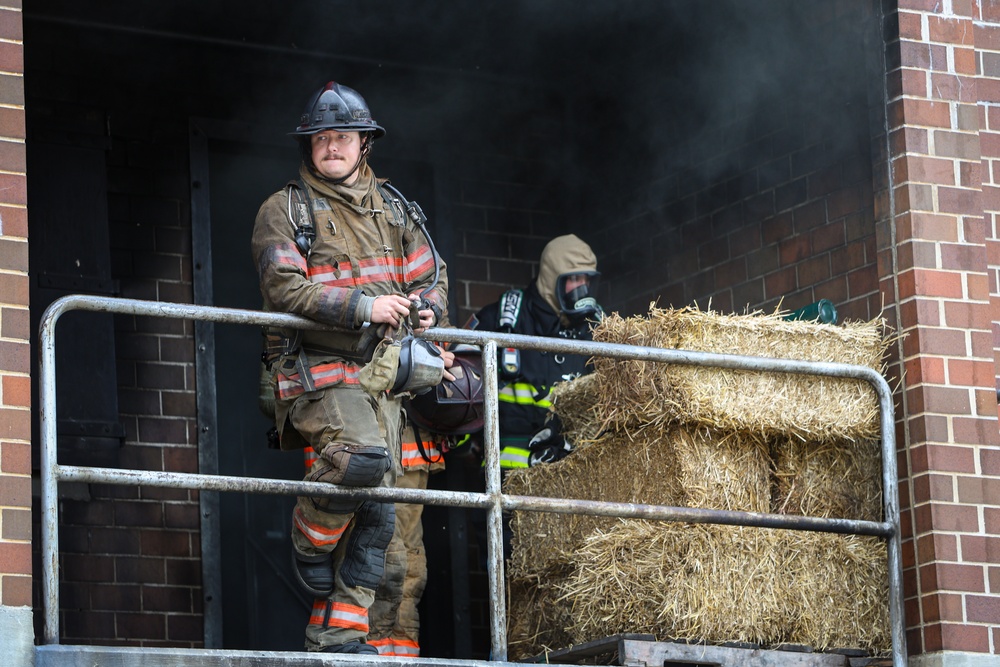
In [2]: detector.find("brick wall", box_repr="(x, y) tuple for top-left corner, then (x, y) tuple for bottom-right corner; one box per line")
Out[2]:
(0, 0), (30, 613)
(445, 132), (572, 325)
(886, 0), (1000, 659)
(575, 3), (883, 325)
(26, 103), (203, 645)
(593, 93), (881, 323)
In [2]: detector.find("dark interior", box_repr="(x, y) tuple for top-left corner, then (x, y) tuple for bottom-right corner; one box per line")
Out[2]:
(23, 0), (885, 657)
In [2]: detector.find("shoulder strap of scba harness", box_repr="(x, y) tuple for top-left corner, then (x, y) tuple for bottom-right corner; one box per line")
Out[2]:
(498, 289), (523, 377)
(284, 179), (413, 256)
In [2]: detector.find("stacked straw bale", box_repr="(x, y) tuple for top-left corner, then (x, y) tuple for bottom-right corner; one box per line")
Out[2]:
(505, 305), (892, 659)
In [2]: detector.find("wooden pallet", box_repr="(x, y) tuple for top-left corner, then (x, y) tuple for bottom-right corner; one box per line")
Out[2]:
(524, 635), (890, 667)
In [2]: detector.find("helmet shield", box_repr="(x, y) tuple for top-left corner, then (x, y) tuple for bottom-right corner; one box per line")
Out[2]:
(405, 347), (485, 436)
(291, 81), (386, 139)
(555, 271), (601, 322)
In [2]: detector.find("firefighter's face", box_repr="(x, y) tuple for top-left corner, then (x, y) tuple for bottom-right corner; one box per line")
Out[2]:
(311, 130), (363, 183)
(563, 274), (590, 294)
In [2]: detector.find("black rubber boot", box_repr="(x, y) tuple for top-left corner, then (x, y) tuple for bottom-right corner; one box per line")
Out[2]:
(320, 640), (379, 655)
(292, 550), (334, 598)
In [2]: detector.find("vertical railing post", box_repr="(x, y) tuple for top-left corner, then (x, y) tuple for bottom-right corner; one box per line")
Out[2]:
(39, 300), (65, 644)
(480, 341), (508, 661)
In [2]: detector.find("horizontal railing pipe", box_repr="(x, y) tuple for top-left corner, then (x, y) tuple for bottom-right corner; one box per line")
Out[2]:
(38, 295), (904, 667)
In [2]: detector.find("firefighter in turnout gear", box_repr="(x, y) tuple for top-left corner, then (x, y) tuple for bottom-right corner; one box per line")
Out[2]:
(467, 234), (603, 470)
(366, 422), (444, 656)
(251, 80), (449, 655)
(299, 421), (444, 657)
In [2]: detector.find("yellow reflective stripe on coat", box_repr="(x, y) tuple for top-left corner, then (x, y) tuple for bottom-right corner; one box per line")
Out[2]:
(498, 382), (552, 408)
(499, 446), (531, 469)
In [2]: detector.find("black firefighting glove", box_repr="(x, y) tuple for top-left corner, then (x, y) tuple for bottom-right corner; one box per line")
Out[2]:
(527, 416), (572, 466)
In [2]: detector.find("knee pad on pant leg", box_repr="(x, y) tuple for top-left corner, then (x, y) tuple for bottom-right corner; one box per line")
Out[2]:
(340, 501), (396, 591)
(307, 444), (392, 512)
(318, 443), (392, 487)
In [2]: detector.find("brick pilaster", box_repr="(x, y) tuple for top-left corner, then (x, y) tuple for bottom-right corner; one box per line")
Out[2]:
(0, 1), (29, 610)
(884, 0), (1000, 659)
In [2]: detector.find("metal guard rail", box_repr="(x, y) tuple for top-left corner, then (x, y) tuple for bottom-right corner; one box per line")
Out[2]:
(38, 295), (906, 667)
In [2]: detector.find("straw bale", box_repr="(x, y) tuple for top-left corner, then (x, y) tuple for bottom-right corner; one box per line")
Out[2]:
(505, 425), (771, 578)
(550, 521), (889, 654)
(504, 424), (684, 579)
(550, 373), (604, 445)
(591, 306), (890, 443)
(674, 427), (771, 512)
(771, 436), (883, 521)
(507, 572), (575, 661)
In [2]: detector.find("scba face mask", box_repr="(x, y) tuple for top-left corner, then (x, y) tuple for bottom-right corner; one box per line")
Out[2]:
(555, 271), (601, 322)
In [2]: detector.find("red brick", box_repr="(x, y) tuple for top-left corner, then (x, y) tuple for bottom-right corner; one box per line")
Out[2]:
(0, 39), (21, 74)
(898, 10), (924, 40)
(0, 171), (24, 206)
(1, 373), (28, 407)
(0, 272), (26, 307)
(922, 592), (966, 623)
(928, 15), (976, 46)
(167, 614), (202, 642)
(983, 448), (1000, 475)
(919, 385), (972, 414)
(925, 444), (978, 473)
(960, 159), (981, 188)
(0, 108), (23, 142)
(943, 300), (991, 330)
(140, 529), (192, 558)
(0, 8), (21, 42)
(983, 0), (1000, 23)
(946, 357), (996, 386)
(921, 561), (987, 593)
(916, 472), (955, 502)
(898, 67), (927, 100)
(143, 585), (192, 612)
(0, 541), (29, 575)
(904, 212), (961, 242)
(940, 240), (988, 272)
(896, 154), (956, 185)
(953, 417), (1000, 447)
(938, 185), (982, 215)
(961, 535), (1000, 563)
(940, 622), (991, 651)
(0, 506), (29, 541)
(917, 531), (958, 561)
(0, 441), (28, 474)
(915, 268), (967, 298)
(116, 612), (166, 641)
(91, 583), (141, 612)
(973, 388), (1000, 420)
(900, 98), (953, 128)
(957, 476), (1000, 504)
(0, 467), (27, 506)
(904, 355), (945, 385)
(0, 573), (30, 606)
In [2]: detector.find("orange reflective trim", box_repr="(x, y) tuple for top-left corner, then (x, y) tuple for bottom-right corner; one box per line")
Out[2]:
(400, 440), (443, 467)
(308, 599), (328, 626)
(293, 506), (348, 547)
(392, 638), (420, 656)
(307, 599), (369, 632)
(304, 446), (318, 472)
(368, 638), (394, 655)
(326, 601), (369, 632)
